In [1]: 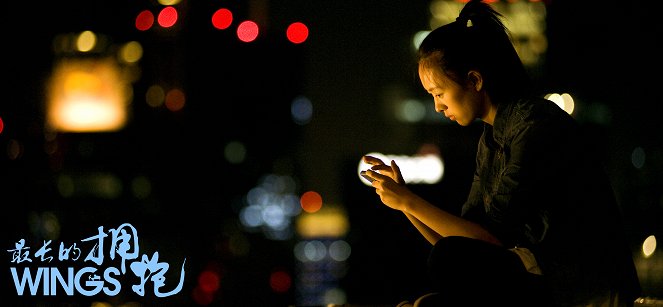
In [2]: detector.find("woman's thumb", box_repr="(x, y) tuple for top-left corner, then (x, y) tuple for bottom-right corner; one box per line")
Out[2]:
(391, 160), (405, 184)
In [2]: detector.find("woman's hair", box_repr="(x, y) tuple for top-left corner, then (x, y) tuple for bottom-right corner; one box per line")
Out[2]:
(417, 0), (533, 102)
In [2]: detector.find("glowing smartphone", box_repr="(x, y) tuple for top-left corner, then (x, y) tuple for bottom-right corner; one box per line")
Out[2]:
(360, 170), (376, 183)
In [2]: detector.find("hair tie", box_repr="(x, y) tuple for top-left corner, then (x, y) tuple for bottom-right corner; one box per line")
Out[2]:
(456, 16), (473, 28)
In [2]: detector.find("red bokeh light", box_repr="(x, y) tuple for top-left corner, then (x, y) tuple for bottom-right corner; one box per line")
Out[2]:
(165, 88), (186, 112)
(212, 8), (233, 30)
(300, 191), (322, 213)
(158, 6), (178, 28)
(237, 20), (259, 42)
(286, 22), (308, 44)
(135, 10), (154, 31)
(198, 270), (221, 293)
(269, 270), (291, 293)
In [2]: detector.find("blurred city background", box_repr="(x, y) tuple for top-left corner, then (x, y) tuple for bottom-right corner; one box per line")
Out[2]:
(1, 0), (661, 306)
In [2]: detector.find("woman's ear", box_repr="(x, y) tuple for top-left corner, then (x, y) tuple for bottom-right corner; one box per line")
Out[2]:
(467, 70), (483, 91)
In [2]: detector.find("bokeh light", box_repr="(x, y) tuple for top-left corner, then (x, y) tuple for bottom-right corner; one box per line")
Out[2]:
(198, 270), (221, 293)
(300, 191), (322, 213)
(291, 96), (313, 125)
(328, 240), (351, 262)
(135, 10), (155, 31)
(295, 206), (349, 238)
(286, 22), (309, 44)
(164, 88), (186, 111)
(238, 174), (300, 240)
(545, 92), (575, 115)
(146, 85), (165, 107)
(269, 269), (292, 293)
(130, 175), (152, 200)
(46, 58), (129, 132)
(322, 287), (347, 306)
(396, 99), (426, 123)
(212, 8), (233, 30)
(157, 6), (178, 28)
(76, 31), (96, 52)
(643, 235), (657, 258)
(118, 41), (143, 64)
(158, 0), (182, 5)
(237, 20), (259, 42)
(224, 141), (247, 164)
(28, 211), (61, 241)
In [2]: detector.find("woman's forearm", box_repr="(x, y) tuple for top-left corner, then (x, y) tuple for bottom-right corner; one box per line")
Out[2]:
(403, 212), (442, 245)
(403, 194), (502, 246)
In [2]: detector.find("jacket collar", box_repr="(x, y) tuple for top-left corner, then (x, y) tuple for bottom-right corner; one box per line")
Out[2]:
(486, 100), (516, 147)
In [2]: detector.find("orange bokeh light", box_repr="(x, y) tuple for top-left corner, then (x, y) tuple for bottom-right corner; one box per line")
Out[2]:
(300, 191), (322, 213)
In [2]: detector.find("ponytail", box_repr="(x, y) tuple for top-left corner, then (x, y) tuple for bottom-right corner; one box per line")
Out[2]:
(418, 0), (532, 102)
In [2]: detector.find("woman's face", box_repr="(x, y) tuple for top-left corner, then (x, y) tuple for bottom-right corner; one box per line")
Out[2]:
(418, 64), (485, 126)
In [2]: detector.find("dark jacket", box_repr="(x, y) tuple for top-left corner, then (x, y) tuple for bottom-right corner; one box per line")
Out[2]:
(461, 97), (640, 306)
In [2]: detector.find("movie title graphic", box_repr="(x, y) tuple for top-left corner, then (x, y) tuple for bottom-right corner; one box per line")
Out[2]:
(7, 223), (186, 297)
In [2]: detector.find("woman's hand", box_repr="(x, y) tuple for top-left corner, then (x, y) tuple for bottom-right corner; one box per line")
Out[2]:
(363, 155), (405, 184)
(362, 156), (502, 245)
(362, 155), (417, 211)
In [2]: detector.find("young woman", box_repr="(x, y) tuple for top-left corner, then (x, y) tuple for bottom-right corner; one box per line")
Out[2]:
(362, 1), (641, 306)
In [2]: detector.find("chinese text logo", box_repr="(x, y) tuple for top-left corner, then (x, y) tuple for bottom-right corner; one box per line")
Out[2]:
(7, 223), (186, 297)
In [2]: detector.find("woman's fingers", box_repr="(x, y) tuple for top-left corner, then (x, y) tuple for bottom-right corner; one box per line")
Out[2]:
(363, 156), (405, 184)
(370, 164), (393, 172)
(364, 169), (381, 182)
(391, 160), (405, 184)
(365, 169), (392, 183)
(363, 155), (385, 166)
